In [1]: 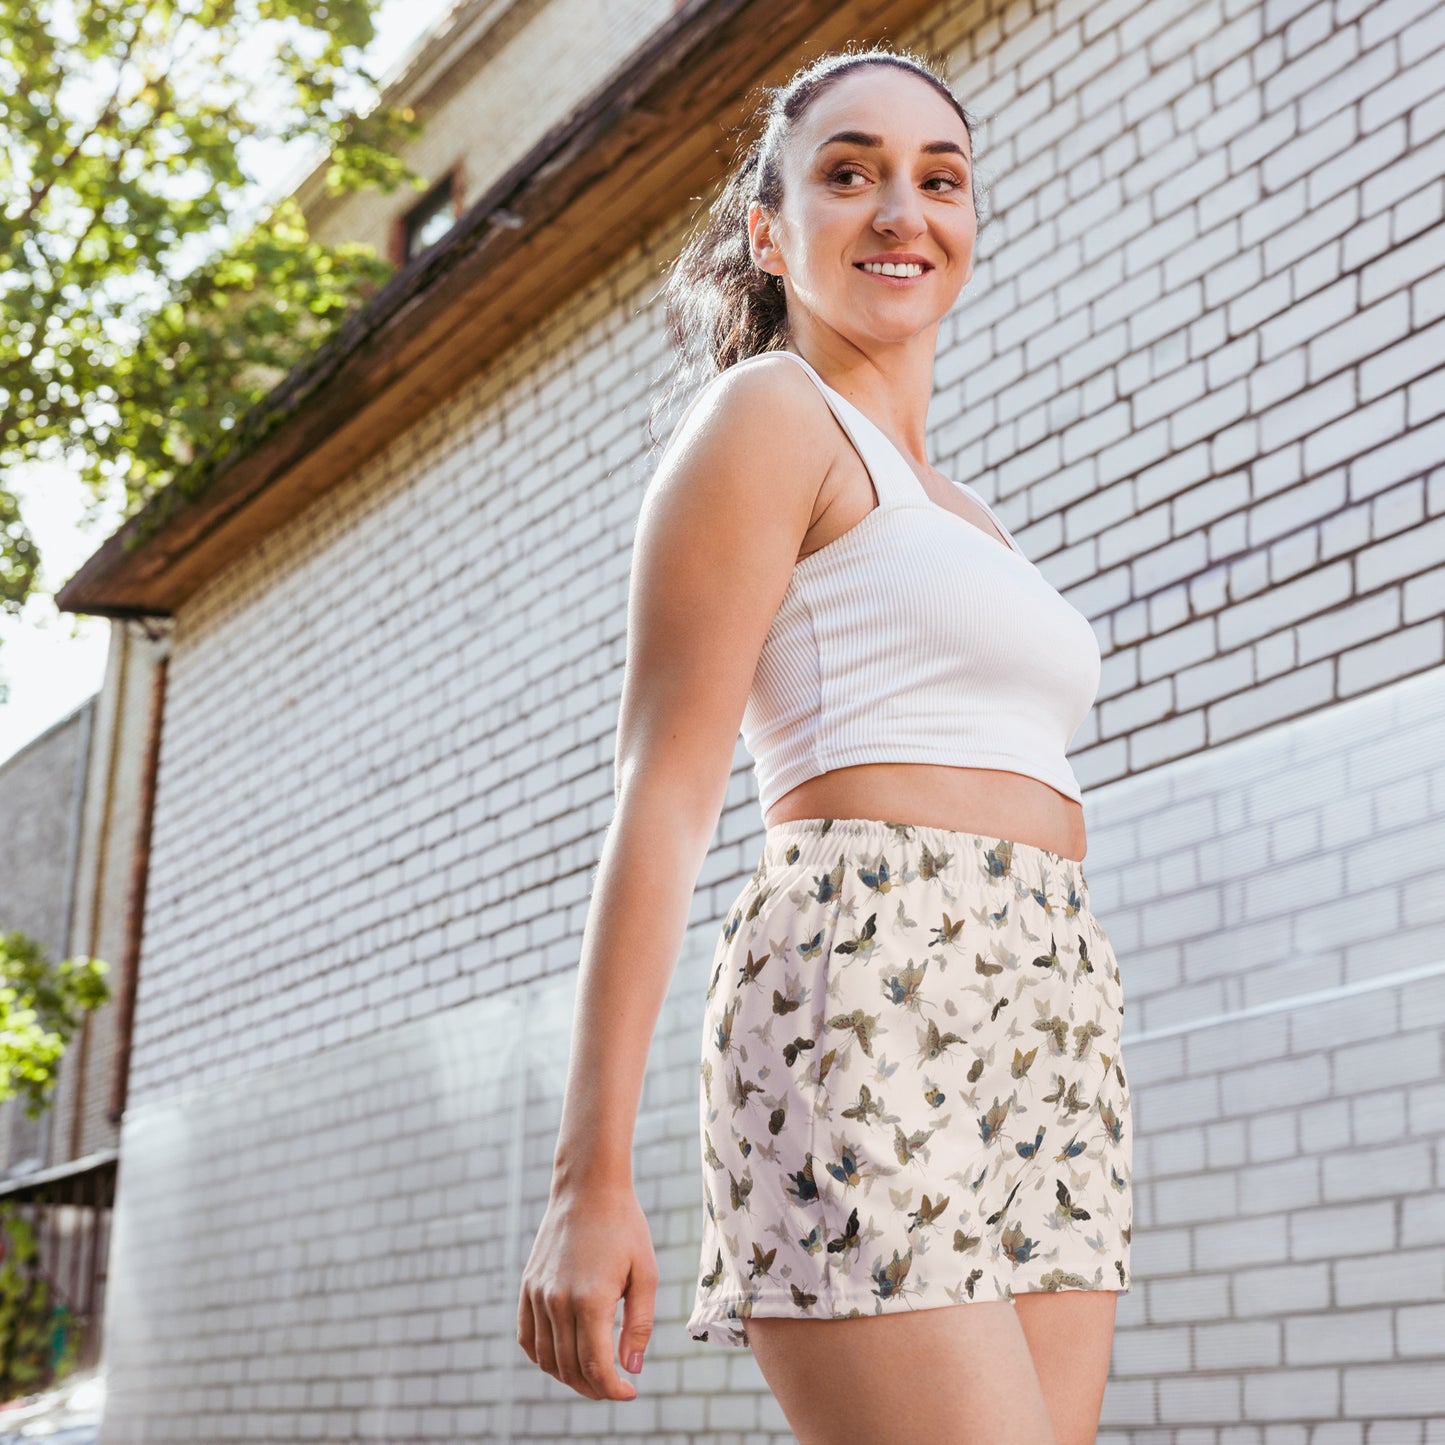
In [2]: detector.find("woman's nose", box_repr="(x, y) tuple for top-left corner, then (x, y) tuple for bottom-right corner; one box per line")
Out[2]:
(872, 184), (926, 237)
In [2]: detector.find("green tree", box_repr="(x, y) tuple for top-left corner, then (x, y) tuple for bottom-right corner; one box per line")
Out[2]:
(0, 0), (426, 636)
(0, 929), (109, 1120)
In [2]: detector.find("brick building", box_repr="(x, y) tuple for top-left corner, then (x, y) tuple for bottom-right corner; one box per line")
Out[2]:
(53, 0), (1445, 1439)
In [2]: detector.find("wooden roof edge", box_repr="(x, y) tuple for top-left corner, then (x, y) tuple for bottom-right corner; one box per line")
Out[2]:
(53, 0), (761, 618)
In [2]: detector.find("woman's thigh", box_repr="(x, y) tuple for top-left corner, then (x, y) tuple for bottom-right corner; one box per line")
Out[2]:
(745, 1301), (1058, 1445)
(1013, 1290), (1118, 1445)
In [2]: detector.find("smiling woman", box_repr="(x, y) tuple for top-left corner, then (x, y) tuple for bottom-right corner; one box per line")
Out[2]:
(519, 45), (1132, 1445)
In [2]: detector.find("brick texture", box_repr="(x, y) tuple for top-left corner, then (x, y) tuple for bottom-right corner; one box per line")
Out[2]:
(99, 0), (1445, 1439)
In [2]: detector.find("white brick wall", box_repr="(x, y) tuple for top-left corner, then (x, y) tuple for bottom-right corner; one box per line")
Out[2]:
(102, 0), (1445, 1438)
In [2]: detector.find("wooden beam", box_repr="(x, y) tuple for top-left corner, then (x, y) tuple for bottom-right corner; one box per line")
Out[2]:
(56, 0), (941, 617)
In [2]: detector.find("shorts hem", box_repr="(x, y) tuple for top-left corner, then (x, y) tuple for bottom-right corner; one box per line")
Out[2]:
(686, 1271), (1132, 1349)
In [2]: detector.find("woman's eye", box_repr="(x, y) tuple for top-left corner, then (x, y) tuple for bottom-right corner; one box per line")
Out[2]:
(827, 165), (965, 193)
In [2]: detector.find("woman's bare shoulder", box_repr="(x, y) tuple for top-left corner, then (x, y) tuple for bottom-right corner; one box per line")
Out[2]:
(654, 351), (835, 483)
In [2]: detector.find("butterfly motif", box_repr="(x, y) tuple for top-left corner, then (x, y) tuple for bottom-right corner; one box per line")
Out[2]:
(784, 842), (801, 864)
(986, 1177), (1024, 1228)
(826, 1146), (862, 1188)
(1040, 1266), (1094, 1290)
(1055, 1178), (1092, 1222)
(1052, 1134), (1088, 1163)
(919, 1018), (965, 1061)
(1075, 934), (1095, 977)
(919, 842), (953, 878)
(810, 1046), (840, 1088)
(857, 853), (894, 894)
(1000, 1220), (1039, 1264)
(809, 858), (846, 904)
(1030, 936), (1062, 973)
(749, 1241), (777, 1279)
(707, 956), (725, 1001)
(700, 1248), (724, 1290)
(1109, 1163), (1128, 1192)
(790, 1282), (819, 1310)
(703, 1130), (723, 1170)
(798, 1223), (824, 1254)
(745, 884), (773, 922)
(923, 1079), (946, 1109)
(738, 948), (771, 986)
(1015, 1125), (1046, 1160)
(713, 999), (738, 1055)
(930, 913), (966, 948)
(1099, 1100), (1126, 1145)
(827, 1007), (881, 1058)
(773, 986), (803, 1016)
(721, 914), (741, 946)
(983, 841), (1015, 878)
(893, 895), (918, 929)
(990, 994), (1010, 1022)
(881, 958), (929, 1009)
(952, 1228), (982, 1254)
(978, 1095), (1013, 1148)
(768, 1105), (786, 1136)
(907, 1192), (950, 1232)
(727, 1169), (752, 1212)
(729, 1065), (765, 1113)
(1035, 1016), (1069, 1054)
(1010, 1045), (1039, 1079)
(945, 1267), (985, 1302)
(1072, 1019), (1105, 1060)
(835, 911), (879, 958)
(782, 1035), (815, 1069)
(826, 1205), (861, 1255)
(784, 1153), (820, 1205)
(1062, 879), (1087, 917)
(975, 951), (1004, 976)
(893, 1123), (936, 1167)
(841, 1081), (888, 1127)
(871, 1246), (914, 1300)
(796, 927), (828, 961)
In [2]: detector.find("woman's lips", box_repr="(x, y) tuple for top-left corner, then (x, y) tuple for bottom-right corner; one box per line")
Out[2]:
(854, 263), (933, 287)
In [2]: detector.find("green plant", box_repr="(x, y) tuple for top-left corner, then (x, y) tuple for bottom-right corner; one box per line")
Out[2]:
(0, 929), (110, 1120)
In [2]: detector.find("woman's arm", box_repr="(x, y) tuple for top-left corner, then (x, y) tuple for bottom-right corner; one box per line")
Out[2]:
(517, 355), (834, 1400)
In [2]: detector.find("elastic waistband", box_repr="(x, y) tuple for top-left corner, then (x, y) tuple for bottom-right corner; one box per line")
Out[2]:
(759, 815), (1089, 894)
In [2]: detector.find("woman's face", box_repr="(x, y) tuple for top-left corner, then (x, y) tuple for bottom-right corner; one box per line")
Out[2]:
(751, 66), (977, 347)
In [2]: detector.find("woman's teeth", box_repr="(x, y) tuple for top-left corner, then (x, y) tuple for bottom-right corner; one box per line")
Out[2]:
(860, 261), (926, 276)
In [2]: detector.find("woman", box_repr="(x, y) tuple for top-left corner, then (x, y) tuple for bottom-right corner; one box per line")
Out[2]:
(517, 45), (1132, 1445)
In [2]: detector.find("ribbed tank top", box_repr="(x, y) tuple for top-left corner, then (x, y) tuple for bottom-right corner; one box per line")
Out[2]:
(738, 348), (1102, 813)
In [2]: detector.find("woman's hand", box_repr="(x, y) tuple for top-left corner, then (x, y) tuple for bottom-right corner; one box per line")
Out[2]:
(517, 1180), (657, 1401)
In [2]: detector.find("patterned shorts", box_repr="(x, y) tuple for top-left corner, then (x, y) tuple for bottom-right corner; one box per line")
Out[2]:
(685, 816), (1133, 1349)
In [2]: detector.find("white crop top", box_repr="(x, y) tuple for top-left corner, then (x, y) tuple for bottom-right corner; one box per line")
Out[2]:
(736, 348), (1102, 813)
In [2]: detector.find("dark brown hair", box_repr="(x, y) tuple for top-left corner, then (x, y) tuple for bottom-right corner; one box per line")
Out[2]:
(647, 43), (989, 448)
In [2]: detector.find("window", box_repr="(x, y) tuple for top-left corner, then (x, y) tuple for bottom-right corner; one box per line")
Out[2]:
(401, 174), (460, 261)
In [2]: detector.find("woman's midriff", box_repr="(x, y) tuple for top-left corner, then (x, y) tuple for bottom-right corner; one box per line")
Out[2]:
(763, 762), (1087, 862)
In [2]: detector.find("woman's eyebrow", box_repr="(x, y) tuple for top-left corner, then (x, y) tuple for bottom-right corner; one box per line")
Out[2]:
(813, 129), (970, 165)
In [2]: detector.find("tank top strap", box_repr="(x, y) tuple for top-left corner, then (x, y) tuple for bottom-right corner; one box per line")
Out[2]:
(771, 349), (927, 511)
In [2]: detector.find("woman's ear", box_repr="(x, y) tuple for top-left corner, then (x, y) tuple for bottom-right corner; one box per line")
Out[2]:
(748, 202), (786, 281)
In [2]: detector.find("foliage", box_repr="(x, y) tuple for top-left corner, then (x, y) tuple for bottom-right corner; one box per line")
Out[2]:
(0, 0), (428, 610)
(0, 929), (110, 1120)
(0, 1203), (81, 1396)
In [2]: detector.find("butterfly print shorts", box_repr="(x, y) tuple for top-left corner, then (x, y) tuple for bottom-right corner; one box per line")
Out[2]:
(684, 815), (1133, 1349)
